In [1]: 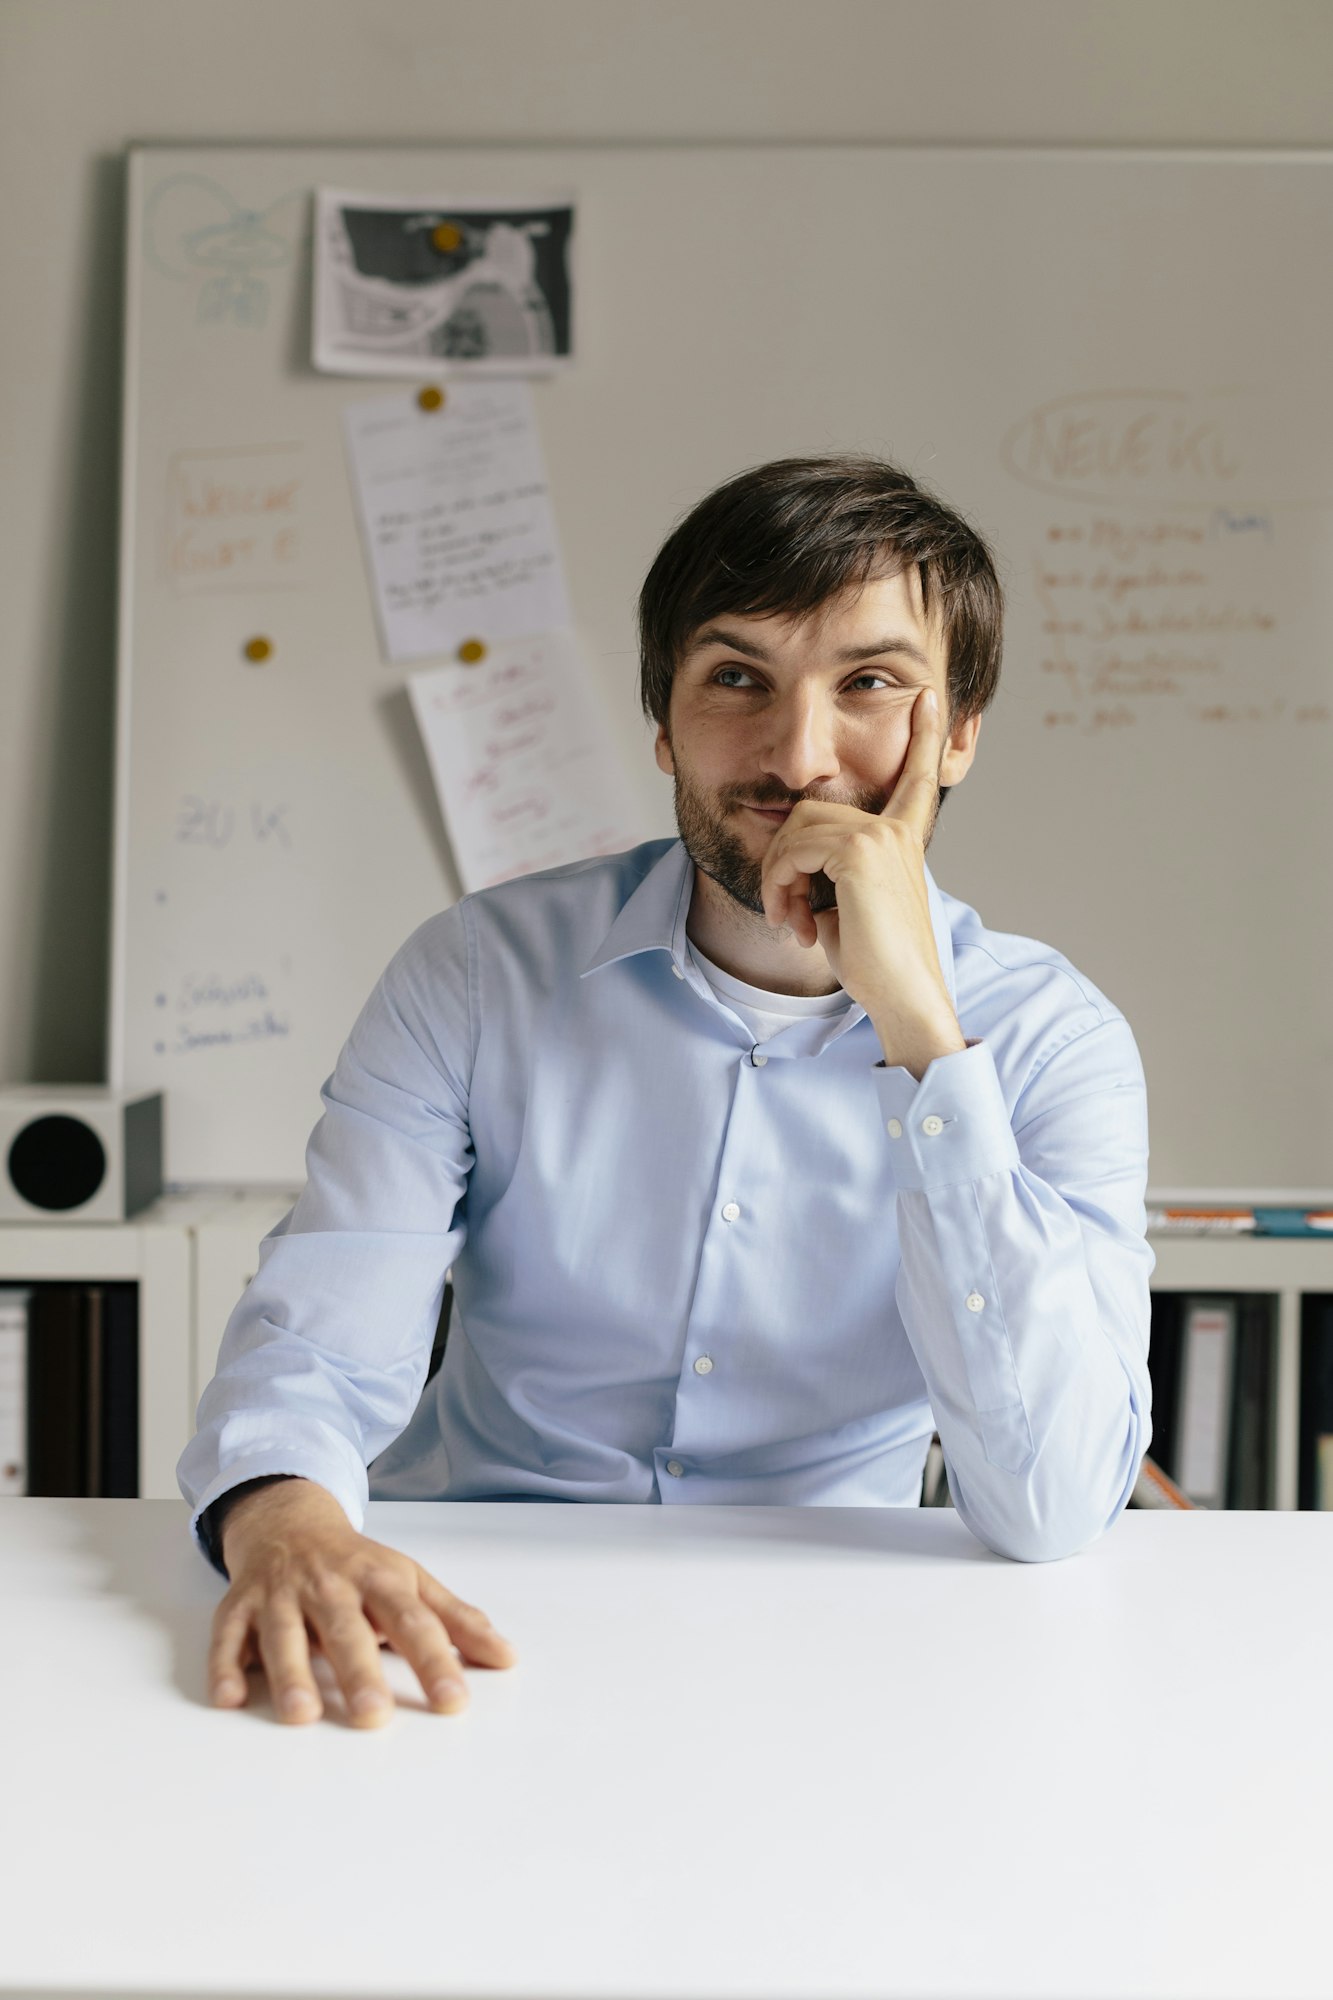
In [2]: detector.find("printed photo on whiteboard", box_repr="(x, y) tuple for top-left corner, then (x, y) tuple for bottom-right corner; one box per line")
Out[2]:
(343, 381), (572, 663)
(314, 188), (573, 375)
(407, 632), (651, 893)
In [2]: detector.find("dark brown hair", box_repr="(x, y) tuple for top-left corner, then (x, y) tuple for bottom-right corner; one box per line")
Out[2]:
(637, 454), (1004, 732)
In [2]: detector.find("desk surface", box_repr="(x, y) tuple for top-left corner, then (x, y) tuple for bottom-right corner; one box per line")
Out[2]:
(0, 1501), (1329, 2000)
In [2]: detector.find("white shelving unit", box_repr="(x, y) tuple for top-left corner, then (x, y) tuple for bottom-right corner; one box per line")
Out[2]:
(1146, 1234), (1333, 1510)
(0, 1188), (296, 1498)
(3, 1204), (1331, 1507)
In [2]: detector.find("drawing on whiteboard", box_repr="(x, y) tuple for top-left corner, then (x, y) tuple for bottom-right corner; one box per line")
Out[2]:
(313, 188), (573, 375)
(1003, 389), (1333, 737)
(1002, 386), (1333, 513)
(162, 443), (306, 592)
(173, 796), (293, 850)
(170, 1011), (291, 1056)
(342, 382), (571, 662)
(1001, 390), (1245, 506)
(406, 632), (650, 892)
(143, 174), (307, 329)
(1026, 505), (1313, 735)
(151, 962), (293, 1058)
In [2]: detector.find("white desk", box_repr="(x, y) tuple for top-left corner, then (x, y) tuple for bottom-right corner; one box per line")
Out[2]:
(0, 1501), (1328, 2000)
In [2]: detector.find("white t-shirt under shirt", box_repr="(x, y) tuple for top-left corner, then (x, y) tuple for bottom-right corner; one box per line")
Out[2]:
(686, 937), (853, 1043)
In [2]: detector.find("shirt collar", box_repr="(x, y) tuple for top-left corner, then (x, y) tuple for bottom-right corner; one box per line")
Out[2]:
(582, 838), (958, 1009)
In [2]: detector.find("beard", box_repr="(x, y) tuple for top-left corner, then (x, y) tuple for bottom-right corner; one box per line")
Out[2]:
(669, 762), (941, 921)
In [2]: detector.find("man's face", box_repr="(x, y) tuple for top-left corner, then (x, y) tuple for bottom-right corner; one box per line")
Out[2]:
(654, 570), (983, 919)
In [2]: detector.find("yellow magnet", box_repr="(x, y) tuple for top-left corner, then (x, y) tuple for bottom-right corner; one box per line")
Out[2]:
(432, 222), (463, 254)
(243, 636), (272, 663)
(457, 638), (487, 664)
(418, 384), (445, 412)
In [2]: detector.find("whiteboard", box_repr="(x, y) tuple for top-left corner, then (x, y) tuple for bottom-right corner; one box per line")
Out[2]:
(112, 145), (1333, 1195)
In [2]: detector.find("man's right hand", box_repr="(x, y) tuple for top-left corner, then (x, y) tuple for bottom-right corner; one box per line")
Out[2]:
(208, 1476), (516, 1727)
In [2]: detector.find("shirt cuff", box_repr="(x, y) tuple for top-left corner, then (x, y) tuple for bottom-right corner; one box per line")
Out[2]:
(874, 1038), (1021, 1191)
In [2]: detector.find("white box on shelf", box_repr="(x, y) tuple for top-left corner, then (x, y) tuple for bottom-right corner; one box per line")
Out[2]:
(0, 1086), (162, 1222)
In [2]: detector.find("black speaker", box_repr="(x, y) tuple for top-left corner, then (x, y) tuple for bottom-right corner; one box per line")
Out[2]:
(1, 1088), (163, 1221)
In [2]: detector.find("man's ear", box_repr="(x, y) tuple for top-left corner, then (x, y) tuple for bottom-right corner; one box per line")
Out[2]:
(940, 710), (981, 789)
(654, 722), (675, 777)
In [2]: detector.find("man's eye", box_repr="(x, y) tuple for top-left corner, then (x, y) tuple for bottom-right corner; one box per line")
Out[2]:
(846, 673), (894, 691)
(714, 666), (757, 688)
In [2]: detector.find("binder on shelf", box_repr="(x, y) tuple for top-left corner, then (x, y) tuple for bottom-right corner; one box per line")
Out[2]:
(24, 1284), (139, 1498)
(1227, 1294), (1275, 1509)
(1145, 1291), (1185, 1480)
(1298, 1295), (1333, 1511)
(100, 1285), (138, 1498)
(1176, 1297), (1237, 1507)
(26, 1286), (86, 1494)
(0, 1286), (32, 1496)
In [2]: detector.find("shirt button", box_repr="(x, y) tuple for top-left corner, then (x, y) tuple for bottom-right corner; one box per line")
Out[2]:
(886, 1118), (903, 1139)
(671, 964), (685, 980)
(666, 1459), (684, 1477)
(752, 1049), (768, 1066)
(693, 1354), (714, 1375)
(721, 1201), (740, 1221)
(966, 1292), (985, 1313)
(921, 1115), (945, 1137)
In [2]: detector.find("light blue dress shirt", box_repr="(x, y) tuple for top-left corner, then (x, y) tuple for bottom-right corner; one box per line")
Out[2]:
(178, 837), (1155, 1568)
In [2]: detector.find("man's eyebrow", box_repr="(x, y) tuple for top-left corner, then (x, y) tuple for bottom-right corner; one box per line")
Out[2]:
(686, 625), (931, 670)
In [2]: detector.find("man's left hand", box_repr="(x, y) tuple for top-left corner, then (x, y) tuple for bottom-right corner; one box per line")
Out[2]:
(760, 687), (967, 1079)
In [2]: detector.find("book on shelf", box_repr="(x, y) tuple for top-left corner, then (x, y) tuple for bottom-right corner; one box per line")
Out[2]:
(14, 1284), (139, 1499)
(1147, 1205), (1333, 1236)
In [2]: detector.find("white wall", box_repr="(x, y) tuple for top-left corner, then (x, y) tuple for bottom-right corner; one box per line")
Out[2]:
(3, 0), (1332, 1085)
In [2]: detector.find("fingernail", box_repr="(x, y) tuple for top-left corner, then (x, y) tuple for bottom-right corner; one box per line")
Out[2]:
(925, 689), (938, 712)
(429, 1678), (467, 1707)
(351, 1689), (389, 1717)
(214, 1677), (242, 1703)
(282, 1689), (317, 1718)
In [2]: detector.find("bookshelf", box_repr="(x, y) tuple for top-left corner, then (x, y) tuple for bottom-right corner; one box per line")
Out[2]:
(0, 1188), (296, 1498)
(3, 1203), (1330, 1507)
(1146, 1232), (1333, 1511)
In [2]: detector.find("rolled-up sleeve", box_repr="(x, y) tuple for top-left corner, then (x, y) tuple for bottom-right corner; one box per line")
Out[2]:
(876, 1024), (1154, 1563)
(176, 903), (476, 1568)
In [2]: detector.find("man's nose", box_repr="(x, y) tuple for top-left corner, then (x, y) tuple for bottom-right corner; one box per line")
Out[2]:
(758, 693), (840, 792)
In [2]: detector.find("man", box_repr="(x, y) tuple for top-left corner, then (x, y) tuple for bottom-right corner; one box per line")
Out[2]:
(179, 454), (1154, 1729)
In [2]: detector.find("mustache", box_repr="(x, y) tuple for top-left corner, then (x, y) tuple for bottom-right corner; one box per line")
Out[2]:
(727, 782), (891, 813)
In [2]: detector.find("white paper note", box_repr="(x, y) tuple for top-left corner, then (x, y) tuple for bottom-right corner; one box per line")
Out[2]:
(343, 383), (571, 663)
(407, 632), (650, 892)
